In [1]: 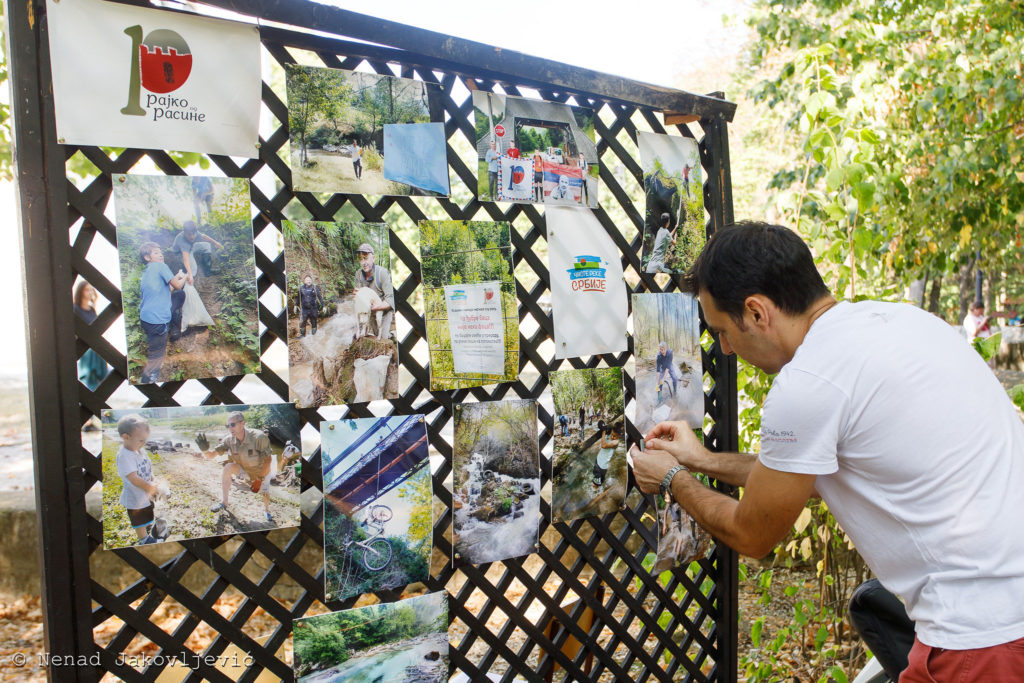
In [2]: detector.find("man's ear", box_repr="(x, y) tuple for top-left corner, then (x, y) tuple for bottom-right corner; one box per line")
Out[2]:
(745, 295), (773, 328)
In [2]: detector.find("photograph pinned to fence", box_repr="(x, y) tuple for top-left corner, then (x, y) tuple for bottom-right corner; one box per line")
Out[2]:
(101, 403), (301, 550)
(546, 206), (629, 359)
(283, 220), (398, 407)
(293, 591), (449, 682)
(632, 293), (703, 435)
(285, 65), (445, 196)
(112, 174), (260, 385)
(473, 91), (599, 207)
(653, 476), (712, 573)
(419, 220), (518, 390)
(550, 367), (627, 523)
(452, 399), (540, 565)
(638, 131), (705, 274)
(321, 416), (432, 602)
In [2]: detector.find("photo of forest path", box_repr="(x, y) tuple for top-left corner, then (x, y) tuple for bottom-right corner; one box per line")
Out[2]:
(284, 221), (398, 406)
(321, 416), (431, 601)
(550, 367), (627, 523)
(453, 400), (539, 564)
(633, 293), (704, 434)
(286, 64), (440, 196)
(293, 591), (448, 682)
(113, 175), (260, 384)
(101, 405), (301, 549)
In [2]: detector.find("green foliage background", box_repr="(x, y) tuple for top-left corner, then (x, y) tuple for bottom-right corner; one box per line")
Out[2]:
(282, 220), (389, 308)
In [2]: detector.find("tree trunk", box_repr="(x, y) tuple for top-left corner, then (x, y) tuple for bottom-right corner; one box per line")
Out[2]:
(927, 274), (943, 316)
(958, 256), (977, 323)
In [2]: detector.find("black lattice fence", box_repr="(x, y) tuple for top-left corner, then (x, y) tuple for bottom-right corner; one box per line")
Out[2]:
(7, 0), (739, 680)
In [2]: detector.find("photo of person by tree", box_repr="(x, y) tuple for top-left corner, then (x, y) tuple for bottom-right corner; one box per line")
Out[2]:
(285, 64), (445, 196)
(452, 399), (540, 565)
(419, 220), (518, 390)
(633, 293), (703, 435)
(283, 220), (398, 406)
(101, 403), (301, 549)
(637, 131), (705, 274)
(321, 416), (432, 602)
(549, 367), (627, 523)
(112, 174), (260, 385)
(292, 591), (448, 682)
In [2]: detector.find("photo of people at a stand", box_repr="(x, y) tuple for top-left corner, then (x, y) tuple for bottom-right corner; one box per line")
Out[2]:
(473, 91), (599, 207)
(638, 131), (705, 273)
(292, 591), (448, 682)
(112, 174), (260, 384)
(321, 416), (432, 602)
(286, 64), (447, 196)
(101, 403), (301, 549)
(633, 293), (703, 435)
(550, 367), (627, 523)
(284, 221), (399, 407)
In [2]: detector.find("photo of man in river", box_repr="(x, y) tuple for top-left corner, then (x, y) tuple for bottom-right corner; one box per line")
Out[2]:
(100, 403), (301, 549)
(452, 399), (540, 565)
(549, 367), (627, 523)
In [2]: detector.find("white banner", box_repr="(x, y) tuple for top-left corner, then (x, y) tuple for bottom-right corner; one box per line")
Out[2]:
(46, 0), (261, 158)
(497, 156), (535, 201)
(547, 207), (628, 359)
(445, 282), (505, 375)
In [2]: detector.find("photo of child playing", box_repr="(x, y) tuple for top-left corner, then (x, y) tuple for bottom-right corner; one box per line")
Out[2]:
(114, 413), (164, 546)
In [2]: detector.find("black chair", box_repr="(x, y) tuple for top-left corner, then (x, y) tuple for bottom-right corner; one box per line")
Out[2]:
(848, 579), (916, 681)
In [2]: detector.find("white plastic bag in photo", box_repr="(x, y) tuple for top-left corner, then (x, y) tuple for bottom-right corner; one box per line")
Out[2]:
(181, 284), (214, 328)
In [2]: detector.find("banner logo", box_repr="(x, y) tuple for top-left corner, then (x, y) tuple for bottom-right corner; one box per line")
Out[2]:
(566, 255), (607, 292)
(121, 25), (205, 122)
(448, 289), (468, 301)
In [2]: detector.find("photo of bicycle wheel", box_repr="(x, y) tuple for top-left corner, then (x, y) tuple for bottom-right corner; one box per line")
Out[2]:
(321, 416), (432, 601)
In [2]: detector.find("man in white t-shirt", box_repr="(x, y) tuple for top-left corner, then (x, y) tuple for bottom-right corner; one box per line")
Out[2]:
(629, 221), (1024, 681)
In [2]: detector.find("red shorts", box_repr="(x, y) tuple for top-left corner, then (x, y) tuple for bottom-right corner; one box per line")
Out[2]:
(900, 634), (1024, 682)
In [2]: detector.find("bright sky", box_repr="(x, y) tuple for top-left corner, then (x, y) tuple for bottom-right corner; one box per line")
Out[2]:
(2, 0), (751, 381)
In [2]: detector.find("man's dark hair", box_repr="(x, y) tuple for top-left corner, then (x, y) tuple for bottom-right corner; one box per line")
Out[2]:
(682, 221), (830, 322)
(660, 212), (671, 228)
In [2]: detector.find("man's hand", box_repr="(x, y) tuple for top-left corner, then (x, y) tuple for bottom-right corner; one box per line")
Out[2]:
(645, 421), (706, 470)
(629, 445), (678, 494)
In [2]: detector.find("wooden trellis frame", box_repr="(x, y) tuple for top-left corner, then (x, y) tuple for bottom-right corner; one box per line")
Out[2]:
(5, 0), (739, 680)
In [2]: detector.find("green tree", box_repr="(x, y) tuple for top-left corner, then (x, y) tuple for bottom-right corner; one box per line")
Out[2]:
(286, 65), (346, 166)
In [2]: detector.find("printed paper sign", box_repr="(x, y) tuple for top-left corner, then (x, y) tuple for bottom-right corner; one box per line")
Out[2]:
(547, 207), (628, 359)
(445, 281), (505, 375)
(46, 0), (261, 157)
(542, 161), (585, 204)
(498, 156), (535, 201)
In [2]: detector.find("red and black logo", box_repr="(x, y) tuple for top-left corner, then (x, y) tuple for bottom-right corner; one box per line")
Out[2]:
(122, 25), (204, 122)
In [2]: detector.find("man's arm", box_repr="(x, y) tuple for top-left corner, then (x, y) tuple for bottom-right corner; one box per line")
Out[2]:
(376, 268), (394, 310)
(633, 447), (817, 558)
(199, 233), (223, 249)
(643, 420), (756, 487)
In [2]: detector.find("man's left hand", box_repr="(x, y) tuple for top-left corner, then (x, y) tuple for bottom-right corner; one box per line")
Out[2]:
(630, 444), (678, 495)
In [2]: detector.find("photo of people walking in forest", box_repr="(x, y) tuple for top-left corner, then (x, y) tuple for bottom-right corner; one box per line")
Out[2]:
(452, 399), (539, 565)
(101, 403), (301, 549)
(633, 293), (703, 435)
(293, 591), (448, 682)
(284, 221), (398, 406)
(112, 175), (260, 385)
(419, 220), (518, 390)
(638, 131), (705, 274)
(286, 65), (447, 196)
(473, 91), (599, 207)
(321, 416), (432, 602)
(550, 367), (627, 523)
